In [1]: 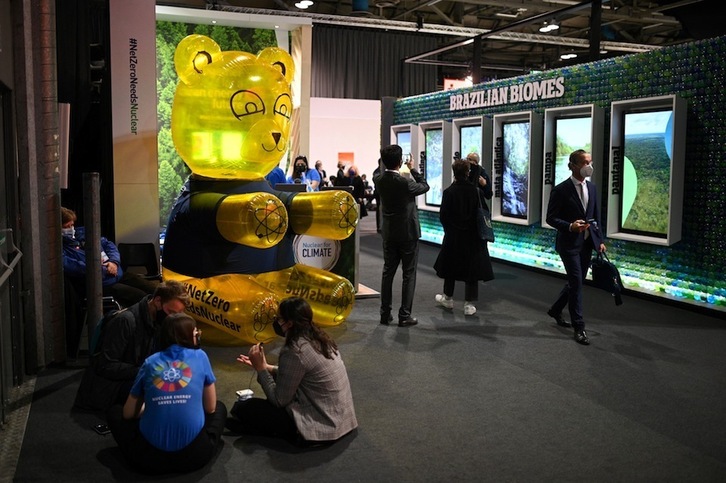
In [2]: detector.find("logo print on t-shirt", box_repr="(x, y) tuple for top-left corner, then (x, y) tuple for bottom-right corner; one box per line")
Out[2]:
(152, 360), (192, 392)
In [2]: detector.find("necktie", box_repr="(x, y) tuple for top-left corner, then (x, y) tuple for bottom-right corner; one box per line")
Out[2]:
(578, 182), (588, 209)
(579, 182), (590, 240)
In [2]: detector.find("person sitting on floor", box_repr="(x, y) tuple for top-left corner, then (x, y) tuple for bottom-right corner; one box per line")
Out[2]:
(73, 280), (190, 412)
(226, 296), (357, 446)
(107, 313), (227, 475)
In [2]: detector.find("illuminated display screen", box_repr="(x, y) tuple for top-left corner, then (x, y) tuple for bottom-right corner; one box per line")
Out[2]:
(425, 128), (443, 206)
(460, 124), (482, 161)
(553, 116), (592, 185)
(619, 109), (674, 238)
(501, 121), (530, 219)
(396, 131), (411, 163)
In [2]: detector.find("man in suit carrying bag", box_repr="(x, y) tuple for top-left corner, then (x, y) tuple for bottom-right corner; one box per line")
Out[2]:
(373, 145), (430, 327)
(545, 149), (606, 345)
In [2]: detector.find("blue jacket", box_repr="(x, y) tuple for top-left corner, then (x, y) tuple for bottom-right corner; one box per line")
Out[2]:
(62, 227), (123, 286)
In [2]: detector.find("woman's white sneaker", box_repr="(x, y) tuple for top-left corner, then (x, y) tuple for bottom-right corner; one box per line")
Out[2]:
(464, 303), (477, 316)
(435, 294), (453, 309)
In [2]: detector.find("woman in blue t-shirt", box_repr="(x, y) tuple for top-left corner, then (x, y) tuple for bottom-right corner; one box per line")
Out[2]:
(286, 155), (321, 191)
(107, 313), (227, 475)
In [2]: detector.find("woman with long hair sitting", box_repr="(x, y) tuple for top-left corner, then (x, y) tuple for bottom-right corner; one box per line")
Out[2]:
(227, 296), (357, 446)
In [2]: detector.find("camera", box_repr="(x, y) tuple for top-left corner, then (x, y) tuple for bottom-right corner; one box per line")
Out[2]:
(468, 163), (482, 183)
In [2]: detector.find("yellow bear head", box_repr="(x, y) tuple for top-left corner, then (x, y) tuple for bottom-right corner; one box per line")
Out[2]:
(171, 35), (295, 180)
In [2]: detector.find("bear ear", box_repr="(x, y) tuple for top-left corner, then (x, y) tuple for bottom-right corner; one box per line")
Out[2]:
(174, 34), (221, 85)
(257, 47), (295, 85)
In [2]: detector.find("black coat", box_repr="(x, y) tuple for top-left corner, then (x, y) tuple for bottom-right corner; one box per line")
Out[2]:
(434, 180), (494, 282)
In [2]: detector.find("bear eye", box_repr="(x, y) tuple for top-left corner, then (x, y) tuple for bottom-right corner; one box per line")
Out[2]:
(230, 90), (265, 119)
(274, 93), (292, 120)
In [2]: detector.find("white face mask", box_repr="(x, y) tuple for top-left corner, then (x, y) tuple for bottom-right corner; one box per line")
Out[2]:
(579, 164), (594, 178)
(62, 227), (75, 238)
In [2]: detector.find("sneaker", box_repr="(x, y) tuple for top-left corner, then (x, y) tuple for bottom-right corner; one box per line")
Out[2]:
(463, 303), (477, 316)
(435, 294), (453, 309)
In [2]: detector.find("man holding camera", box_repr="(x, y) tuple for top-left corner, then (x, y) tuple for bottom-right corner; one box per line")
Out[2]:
(373, 144), (429, 328)
(465, 152), (493, 209)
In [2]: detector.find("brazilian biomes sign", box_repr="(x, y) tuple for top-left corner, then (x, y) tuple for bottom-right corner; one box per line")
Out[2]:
(448, 76), (565, 111)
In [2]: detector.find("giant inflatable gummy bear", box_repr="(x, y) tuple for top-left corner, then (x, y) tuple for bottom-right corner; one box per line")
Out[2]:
(162, 35), (359, 344)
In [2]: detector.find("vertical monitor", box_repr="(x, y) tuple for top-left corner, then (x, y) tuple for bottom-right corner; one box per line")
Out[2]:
(460, 124), (482, 161)
(619, 108), (674, 238)
(396, 131), (411, 163)
(553, 116), (592, 185)
(501, 121), (530, 219)
(424, 128), (443, 206)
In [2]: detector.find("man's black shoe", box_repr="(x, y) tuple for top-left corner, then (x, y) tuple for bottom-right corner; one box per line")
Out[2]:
(398, 317), (418, 327)
(547, 309), (571, 328)
(380, 314), (393, 325)
(574, 329), (590, 345)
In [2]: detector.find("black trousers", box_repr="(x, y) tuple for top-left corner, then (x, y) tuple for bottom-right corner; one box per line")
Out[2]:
(551, 244), (594, 331)
(229, 397), (297, 441)
(443, 279), (478, 302)
(107, 401), (227, 475)
(380, 238), (419, 320)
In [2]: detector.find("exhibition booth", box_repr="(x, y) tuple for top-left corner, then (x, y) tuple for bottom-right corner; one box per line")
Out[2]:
(390, 35), (725, 314)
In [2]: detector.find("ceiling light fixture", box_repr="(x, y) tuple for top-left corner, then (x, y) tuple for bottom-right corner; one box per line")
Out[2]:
(560, 52), (577, 60)
(495, 12), (520, 18)
(539, 21), (559, 33)
(295, 0), (314, 9)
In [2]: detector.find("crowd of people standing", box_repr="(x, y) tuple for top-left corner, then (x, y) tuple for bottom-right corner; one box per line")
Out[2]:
(370, 144), (605, 347)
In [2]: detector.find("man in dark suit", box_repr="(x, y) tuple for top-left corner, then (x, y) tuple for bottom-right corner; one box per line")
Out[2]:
(373, 145), (430, 327)
(545, 149), (606, 345)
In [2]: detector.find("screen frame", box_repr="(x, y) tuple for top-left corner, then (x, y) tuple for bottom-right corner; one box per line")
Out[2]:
(541, 104), (604, 231)
(607, 95), (686, 246)
(500, 120), (531, 220)
(491, 111), (542, 226)
(616, 107), (674, 239)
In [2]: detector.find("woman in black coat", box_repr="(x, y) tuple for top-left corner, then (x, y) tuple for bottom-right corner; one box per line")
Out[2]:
(433, 159), (494, 316)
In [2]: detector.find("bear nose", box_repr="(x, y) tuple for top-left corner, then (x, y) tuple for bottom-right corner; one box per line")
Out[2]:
(272, 132), (281, 145)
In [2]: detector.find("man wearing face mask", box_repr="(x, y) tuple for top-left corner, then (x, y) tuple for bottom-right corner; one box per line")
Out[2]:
(285, 155), (320, 191)
(74, 280), (190, 412)
(545, 150), (606, 345)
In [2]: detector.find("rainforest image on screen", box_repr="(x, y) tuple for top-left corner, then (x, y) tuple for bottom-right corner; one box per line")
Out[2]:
(460, 124), (482, 162)
(553, 116), (592, 185)
(425, 128), (443, 206)
(501, 121), (530, 218)
(620, 109), (673, 237)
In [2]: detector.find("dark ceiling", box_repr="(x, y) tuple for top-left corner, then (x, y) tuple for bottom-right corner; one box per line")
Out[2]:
(160, 0), (725, 82)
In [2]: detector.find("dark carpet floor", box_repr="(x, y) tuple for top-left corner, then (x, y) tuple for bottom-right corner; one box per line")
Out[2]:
(11, 216), (726, 482)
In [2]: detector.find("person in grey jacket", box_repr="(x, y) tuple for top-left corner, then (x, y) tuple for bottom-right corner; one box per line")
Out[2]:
(227, 297), (357, 446)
